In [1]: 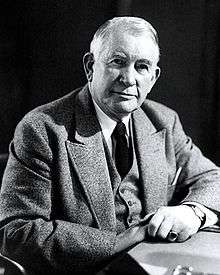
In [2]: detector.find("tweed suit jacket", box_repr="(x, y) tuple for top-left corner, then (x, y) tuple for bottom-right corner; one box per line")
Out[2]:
(0, 85), (220, 275)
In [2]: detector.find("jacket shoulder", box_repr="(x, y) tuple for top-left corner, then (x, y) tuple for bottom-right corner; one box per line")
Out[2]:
(141, 99), (178, 129)
(18, 87), (81, 126)
(14, 87), (82, 145)
(27, 87), (81, 123)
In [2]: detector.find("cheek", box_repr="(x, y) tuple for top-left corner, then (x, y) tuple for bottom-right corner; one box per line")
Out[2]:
(97, 70), (119, 93)
(137, 77), (153, 100)
(105, 68), (120, 80)
(138, 73), (153, 85)
(137, 76), (151, 90)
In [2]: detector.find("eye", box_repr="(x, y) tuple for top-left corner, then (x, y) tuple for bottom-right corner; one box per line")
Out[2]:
(136, 63), (149, 72)
(111, 58), (126, 66)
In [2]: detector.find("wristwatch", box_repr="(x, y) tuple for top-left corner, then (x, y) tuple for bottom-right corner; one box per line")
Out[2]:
(186, 204), (206, 228)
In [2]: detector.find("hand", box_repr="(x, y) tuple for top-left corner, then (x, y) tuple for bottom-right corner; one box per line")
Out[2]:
(147, 205), (201, 242)
(114, 223), (148, 253)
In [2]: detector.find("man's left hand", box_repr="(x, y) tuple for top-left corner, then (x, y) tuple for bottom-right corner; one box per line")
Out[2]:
(147, 205), (201, 242)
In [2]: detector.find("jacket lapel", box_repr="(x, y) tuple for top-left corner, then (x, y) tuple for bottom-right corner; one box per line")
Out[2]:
(66, 86), (116, 231)
(133, 107), (168, 214)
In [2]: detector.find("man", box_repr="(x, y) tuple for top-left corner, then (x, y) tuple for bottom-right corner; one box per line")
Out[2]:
(0, 17), (219, 275)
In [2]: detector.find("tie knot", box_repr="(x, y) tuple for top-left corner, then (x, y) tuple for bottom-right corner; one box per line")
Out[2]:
(113, 121), (127, 137)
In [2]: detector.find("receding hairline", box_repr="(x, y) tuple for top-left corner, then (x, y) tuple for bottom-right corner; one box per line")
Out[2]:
(90, 17), (160, 59)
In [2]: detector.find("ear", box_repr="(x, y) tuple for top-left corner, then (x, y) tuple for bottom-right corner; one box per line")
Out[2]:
(147, 66), (161, 96)
(155, 66), (161, 79)
(151, 66), (161, 83)
(83, 52), (94, 82)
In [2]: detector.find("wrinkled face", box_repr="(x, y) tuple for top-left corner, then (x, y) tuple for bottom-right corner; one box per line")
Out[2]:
(84, 31), (160, 121)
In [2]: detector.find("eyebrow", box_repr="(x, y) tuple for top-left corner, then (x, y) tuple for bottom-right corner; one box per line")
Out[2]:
(111, 52), (127, 58)
(137, 59), (152, 66)
(108, 51), (153, 66)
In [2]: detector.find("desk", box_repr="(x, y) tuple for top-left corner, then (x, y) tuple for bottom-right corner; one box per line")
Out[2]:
(128, 231), (220, 274)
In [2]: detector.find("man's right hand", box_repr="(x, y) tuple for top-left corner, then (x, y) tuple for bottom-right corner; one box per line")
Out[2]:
(114, 223), (148, 253)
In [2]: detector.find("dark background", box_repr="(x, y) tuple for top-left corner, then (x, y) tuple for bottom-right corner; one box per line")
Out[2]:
(0, 0), (220, 164)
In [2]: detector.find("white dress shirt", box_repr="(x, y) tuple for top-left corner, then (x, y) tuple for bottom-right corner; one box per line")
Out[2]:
(92, 98), (130, 157)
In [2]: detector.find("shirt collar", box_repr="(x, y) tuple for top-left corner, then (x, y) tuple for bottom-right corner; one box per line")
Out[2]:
(92, 98), (131, 141)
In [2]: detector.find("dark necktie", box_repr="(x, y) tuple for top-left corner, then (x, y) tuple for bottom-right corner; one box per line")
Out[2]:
(112, 121), (132, 179)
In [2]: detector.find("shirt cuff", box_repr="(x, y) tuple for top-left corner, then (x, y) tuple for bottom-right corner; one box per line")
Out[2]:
(182, 202), (218, 229)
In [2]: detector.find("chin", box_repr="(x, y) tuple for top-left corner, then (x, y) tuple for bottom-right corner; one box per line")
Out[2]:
(119, 101), (138, 113)
(115, 107), (137, 118)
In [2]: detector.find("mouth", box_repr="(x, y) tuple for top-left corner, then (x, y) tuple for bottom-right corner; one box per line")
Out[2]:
(111, 91), (137, 98)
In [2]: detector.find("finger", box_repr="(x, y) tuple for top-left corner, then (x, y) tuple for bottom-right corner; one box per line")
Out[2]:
(167, 230), (179, 242)
(176, 228), (192, 242)
(156, 216), (174, 240)
(147, 212), (165, 237)
(166, 221), (182, 242)
(167, 220), (194, 243)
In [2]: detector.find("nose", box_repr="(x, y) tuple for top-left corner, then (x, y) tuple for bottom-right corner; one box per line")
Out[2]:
(119, 66), (136, 87)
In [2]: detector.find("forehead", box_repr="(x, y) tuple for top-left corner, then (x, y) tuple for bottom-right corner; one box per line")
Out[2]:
(101, 31), (159, 64)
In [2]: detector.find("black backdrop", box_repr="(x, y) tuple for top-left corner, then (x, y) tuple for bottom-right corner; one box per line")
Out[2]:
(0, 0), (220, 164)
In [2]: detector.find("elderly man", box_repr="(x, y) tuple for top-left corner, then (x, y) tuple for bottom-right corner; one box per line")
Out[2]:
(0, 17), (219, 275)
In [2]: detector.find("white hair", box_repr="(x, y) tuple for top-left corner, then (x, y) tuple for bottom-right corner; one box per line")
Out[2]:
(90, 16), (160, 60)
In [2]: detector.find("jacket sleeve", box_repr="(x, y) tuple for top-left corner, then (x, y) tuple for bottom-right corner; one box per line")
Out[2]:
(171, 112), (220, 212)
(0, 113), (117, 275)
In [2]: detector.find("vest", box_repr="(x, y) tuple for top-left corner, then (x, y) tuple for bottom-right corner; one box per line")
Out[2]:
(103, 131), (144, 234)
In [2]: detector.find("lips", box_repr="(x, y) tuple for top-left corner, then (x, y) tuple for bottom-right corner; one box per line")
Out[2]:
(111, 89), (137, 98)
(113, 91), (134, 96)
